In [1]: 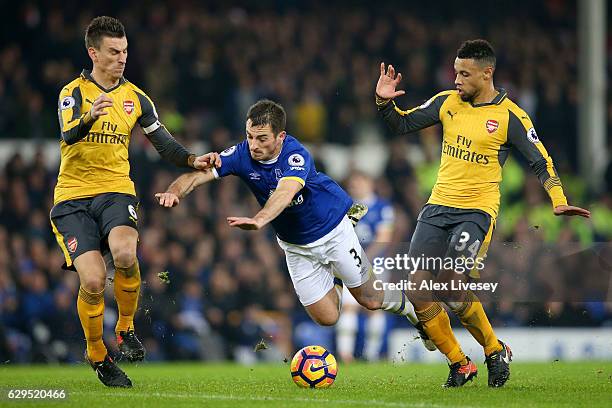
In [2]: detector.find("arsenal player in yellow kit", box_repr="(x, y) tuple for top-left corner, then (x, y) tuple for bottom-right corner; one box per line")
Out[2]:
(50, 16), (209, 387)
(376, 40), (590, 388)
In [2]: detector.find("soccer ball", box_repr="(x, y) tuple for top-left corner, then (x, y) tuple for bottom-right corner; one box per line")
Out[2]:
(290, 345), (338, 388)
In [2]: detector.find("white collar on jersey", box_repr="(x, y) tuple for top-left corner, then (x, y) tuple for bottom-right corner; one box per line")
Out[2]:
(257, 154), (280, 164)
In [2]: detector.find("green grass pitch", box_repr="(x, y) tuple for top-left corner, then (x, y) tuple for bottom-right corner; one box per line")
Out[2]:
(1, 361), (611, 407)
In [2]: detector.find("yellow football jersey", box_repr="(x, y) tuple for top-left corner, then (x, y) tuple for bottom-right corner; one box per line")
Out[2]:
(379, 89), (567, 219)
(55, 70), (161, 204)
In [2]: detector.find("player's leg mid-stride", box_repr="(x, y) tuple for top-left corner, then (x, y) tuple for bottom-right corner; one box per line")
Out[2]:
(108, 226), (146, 364)
(408, 267), (512, 388)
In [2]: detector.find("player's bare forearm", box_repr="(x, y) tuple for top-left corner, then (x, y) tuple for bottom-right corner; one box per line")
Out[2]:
(168, 169), (215, 198)
(226, 189), (295, 231)
(252, 189), (295, 228)
(156, 169), (215, 208)
(226, 180), (302, 231)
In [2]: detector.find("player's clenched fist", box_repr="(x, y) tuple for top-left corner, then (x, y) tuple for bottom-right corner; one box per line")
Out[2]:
(89, 93), (113, 120)
(193, 152), (222, 170)
(155, 192), (180, 208)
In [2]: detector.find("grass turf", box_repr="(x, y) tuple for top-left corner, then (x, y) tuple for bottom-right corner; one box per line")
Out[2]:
(1, 361), (611, 407)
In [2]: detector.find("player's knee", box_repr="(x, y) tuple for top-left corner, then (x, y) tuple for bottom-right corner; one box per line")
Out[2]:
(112, 247), (137, 269)
(313, 311), (340, 326)
(80, 274), (106, 293)
(358, 297), (382, 311)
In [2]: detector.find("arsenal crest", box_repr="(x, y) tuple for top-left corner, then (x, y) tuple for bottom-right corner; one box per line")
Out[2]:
(67, 236), (78, 253)
(123, 100), (134, 114)
(486, 119), (498, 133)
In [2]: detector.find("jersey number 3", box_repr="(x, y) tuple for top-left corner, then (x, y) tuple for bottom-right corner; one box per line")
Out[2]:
(349, 248), (362, 267)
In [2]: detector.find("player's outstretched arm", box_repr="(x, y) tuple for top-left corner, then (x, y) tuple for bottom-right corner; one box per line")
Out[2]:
(506, 110), (590, 219)
(227, 178), (303, 230)
(155, 168), (216, 208)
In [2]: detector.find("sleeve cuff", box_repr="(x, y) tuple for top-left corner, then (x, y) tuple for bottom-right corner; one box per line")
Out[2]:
(548, 185), (568, 208)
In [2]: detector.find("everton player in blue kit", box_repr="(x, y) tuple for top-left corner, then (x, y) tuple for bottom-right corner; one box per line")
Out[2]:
(156, 100), (432, 343)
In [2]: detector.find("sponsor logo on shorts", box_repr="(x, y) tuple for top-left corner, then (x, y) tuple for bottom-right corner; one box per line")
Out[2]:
(67, 237), (78, 253)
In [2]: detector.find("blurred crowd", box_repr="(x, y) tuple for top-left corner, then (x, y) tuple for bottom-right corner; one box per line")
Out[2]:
(3, 1), (611, 160)
(1, 1), (611, 363)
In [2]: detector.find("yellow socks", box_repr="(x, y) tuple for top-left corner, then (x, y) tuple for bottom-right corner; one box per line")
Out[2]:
(416, 303), (467, 365)
(452, 291), (502, 356)
(114, 261), (141, 335)
(77, 286), (107, 362)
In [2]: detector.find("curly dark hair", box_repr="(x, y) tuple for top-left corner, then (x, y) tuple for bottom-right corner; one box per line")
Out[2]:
(457, 39), (496, 68)
(85, 16), (125, 49)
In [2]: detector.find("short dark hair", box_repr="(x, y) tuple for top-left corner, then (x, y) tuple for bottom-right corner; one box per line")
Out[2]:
(457, 39), (496, 68)
(246, 99), (286, 135)
(85, 16), (126, 49)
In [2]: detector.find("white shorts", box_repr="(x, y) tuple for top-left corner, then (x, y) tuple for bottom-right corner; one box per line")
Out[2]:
(278, 216), (371, 307)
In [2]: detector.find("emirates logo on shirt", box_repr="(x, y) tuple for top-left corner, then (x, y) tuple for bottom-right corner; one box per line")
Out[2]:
(67, 237), (78, 253)
(486, 119), (499, 133)
(124, 100), (134, 114)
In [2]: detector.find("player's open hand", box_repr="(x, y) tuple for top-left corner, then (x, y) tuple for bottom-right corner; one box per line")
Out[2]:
(376, 62), (406, 100)
(227, 217), (261, 230)
(553, 205), (591, 218)
(90, 93), (113, 120)
(155, 192), (180, 208)
(193, 152), (222, 170)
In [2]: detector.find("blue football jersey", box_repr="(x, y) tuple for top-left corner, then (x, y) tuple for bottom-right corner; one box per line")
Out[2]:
(213, 135), (353, 245)
(354, 195), (394, 249)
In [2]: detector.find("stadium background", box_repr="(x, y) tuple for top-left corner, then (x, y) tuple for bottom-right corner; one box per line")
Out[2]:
(0, 0), (610, 364)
